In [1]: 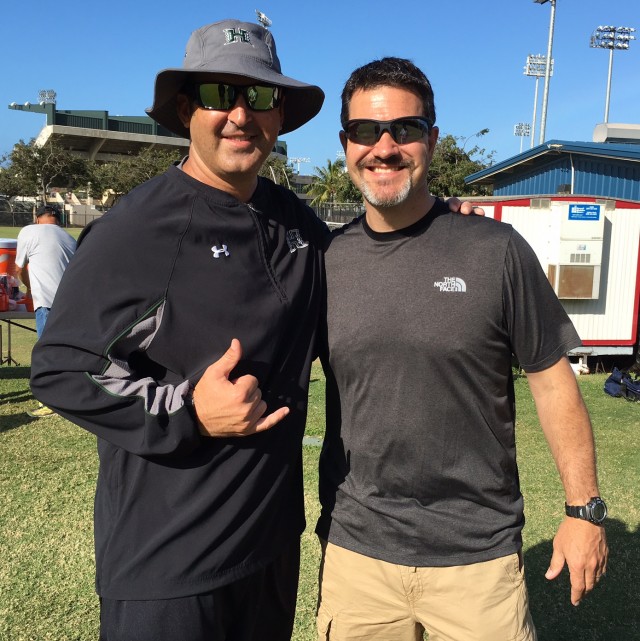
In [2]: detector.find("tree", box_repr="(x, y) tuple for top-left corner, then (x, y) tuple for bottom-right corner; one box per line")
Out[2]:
(0, 142), (182, 208)
(335, 168), (362, 204)
(0, 164), (29, 199)
(306, 159), (362, 206)
(306, 159), (344, 205)
(429, 131), (494, 197)
(90, 147), (182, 203)
(0, 139), (89, 204)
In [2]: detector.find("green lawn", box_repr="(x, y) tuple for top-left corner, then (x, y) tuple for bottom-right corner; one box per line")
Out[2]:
(1, 335), (639, 640)
(0, 225), (83, 240)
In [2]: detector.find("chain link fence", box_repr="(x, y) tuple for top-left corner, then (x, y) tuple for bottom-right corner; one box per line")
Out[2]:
(312, 203), (364, 227)
(1, 196), (362, 230)
(0, 198), (107, 228)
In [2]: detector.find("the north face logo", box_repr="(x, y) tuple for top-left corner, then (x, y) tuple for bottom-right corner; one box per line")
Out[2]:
(223, 28), (251, 44)
(434, 277), (467, 292)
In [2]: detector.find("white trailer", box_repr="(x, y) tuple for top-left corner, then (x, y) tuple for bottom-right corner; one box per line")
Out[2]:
(468, 195), (640, 361)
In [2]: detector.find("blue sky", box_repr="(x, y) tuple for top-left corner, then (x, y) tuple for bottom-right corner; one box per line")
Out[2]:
(1, 0), (638, 173)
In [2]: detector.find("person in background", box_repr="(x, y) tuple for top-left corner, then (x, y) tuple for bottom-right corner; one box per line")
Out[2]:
(15, 204), (76, 418)
(316, 57), (608, 641)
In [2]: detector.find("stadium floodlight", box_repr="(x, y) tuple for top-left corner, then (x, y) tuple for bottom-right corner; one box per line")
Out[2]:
(524, 53), (554, 77)
(590, 25), (636, 122)
(514, 123), (531, 153)
(524, 54), (553, 148)
(38, 89), (57, 104)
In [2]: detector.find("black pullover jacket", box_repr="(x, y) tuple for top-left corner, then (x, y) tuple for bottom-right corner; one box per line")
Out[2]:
(30, 166), (327, 599)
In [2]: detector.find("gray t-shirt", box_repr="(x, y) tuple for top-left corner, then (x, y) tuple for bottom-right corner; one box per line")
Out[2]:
(316, 202), (581, 567)
(16, 224), (76, 309)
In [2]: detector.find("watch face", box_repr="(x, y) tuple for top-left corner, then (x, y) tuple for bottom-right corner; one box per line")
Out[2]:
(590, 499), (607, 522)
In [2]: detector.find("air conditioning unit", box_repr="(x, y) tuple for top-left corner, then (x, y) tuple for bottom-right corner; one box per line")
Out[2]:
(547, 203), (605, 299)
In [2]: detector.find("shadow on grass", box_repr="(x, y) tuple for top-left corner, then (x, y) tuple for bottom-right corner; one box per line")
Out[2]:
(0, 366), (36, 433)
(0, 366), (31, 380)
(0, 388), (34, 404)
(0, 413), (37, 434)
(525, 518), (639, 641)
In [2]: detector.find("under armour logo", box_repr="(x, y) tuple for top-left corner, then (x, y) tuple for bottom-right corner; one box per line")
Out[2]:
(223, 28), (251, 44)
(286, 229), (309, 254)
(211, 245), (230, 259)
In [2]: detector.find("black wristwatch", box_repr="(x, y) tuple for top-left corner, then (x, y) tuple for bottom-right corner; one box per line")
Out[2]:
(565, 497), (607, 525)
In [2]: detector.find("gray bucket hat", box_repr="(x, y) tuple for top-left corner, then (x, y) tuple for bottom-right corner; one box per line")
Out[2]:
(146, 19), (325, 138)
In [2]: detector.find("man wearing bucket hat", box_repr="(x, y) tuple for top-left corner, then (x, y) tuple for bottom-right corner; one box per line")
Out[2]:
(15, 204), (76, 418)
(30, 18), (326, 640)
(30, 17), (478, 641)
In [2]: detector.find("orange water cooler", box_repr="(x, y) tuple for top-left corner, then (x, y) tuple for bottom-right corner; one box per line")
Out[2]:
(0, 239), (17, 276)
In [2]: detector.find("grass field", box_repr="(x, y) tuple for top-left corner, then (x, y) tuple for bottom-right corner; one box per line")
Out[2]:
(1, 327), (639, 639)
(0, 226), (83, 242)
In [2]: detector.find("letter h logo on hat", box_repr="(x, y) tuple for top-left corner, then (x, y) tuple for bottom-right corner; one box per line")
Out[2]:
(224, 28), (251, 44)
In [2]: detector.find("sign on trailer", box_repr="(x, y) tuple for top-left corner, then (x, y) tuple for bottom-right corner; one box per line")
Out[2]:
(568, 204), (601, 221)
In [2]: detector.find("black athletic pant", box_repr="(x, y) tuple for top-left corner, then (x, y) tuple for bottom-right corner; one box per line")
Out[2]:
(99, 541), (300, 641)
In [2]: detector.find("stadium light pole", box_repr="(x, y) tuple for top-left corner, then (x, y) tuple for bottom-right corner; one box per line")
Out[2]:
(533, 0), (556, 145)
(289, 157), (310, 174)
(589, 25), (636, 123)
(524, 54), (553, 148)
(514, 123), (531, 153)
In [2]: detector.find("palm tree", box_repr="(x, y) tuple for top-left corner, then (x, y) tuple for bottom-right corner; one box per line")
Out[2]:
(305, 159), (347, 206)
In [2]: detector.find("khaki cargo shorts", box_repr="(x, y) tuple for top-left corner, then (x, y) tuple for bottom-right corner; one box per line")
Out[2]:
(317, 541), (537, 641)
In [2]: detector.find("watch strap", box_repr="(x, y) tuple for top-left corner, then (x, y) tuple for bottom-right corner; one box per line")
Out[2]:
(565, 496), (607, 524)
(565, 504), (587, 519)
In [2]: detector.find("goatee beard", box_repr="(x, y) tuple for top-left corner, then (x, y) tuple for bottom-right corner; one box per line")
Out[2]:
(359, 175), (413, 208)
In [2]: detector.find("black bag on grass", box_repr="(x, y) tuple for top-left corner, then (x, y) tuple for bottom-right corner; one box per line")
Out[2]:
(604, 367), (640, 401)
(604, 367), (625, 397)
(624, 372), (640, 401)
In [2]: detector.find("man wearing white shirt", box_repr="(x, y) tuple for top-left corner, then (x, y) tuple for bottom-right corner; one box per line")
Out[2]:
(16, 204), (76, 417)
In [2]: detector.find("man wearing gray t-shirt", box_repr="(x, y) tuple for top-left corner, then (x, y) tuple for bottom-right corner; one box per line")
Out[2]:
(316, 57), (608, 641)
(16, 204), (76, 417)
